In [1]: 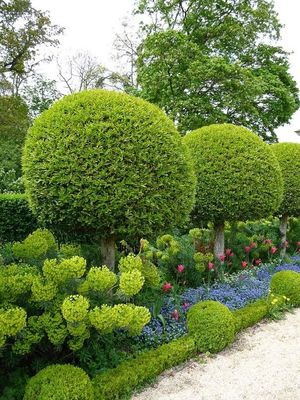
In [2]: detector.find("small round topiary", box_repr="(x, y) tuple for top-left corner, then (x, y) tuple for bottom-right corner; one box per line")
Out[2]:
(23, 364), (94, 400)
(187, 300), (235, 353)
(183, 124), (283, 258)
(270, 270), (300, 306)
(23, 89), (196, 268)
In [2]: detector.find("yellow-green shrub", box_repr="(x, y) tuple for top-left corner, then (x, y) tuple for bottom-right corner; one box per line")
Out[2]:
(270, 270), (300, 306)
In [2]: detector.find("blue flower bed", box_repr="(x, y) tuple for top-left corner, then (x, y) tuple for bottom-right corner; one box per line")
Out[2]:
(138, 255), (300, 347)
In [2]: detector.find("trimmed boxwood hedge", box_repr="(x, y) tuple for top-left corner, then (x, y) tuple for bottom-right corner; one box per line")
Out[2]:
(91, 297), (280, 399)
(0, 194), (38, 242)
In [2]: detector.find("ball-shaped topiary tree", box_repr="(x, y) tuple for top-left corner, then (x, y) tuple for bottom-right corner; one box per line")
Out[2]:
(271, 142), (300, 257)
(23, 90), (196, 269)
(183, 123), (283, 259)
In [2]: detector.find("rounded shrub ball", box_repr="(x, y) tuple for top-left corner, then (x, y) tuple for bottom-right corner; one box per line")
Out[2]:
(270, 270), (300, 306)
(187, 300), (235, 353)
(271, 142), (300, 217)
(23, 90), (196, 240)
(24, 364), (94, 400)
(183, 124), (283, 223)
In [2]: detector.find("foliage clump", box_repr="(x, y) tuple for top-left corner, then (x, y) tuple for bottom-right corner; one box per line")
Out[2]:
(187, 300), (235, 353)
(22, 89), (196, 245)
(24, 364), (94, 400)
(183, 124), (283, 224)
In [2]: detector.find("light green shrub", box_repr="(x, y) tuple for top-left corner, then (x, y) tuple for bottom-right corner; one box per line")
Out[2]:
(270, 270), (300, 306)
(24, 364), (94, 400)
(183, 124), (283, 223)
(187, 300), (235, 353)
(232, 299), (268, 333)
(119, 270), (145, 297)
(23, 89), (196, 249)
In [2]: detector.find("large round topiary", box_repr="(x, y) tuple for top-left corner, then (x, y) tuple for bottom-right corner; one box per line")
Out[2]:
(183, 124), (283, 258)
(23, 364), (94, 400)
(270, 270), (300, 306)
(271, 143), (300, 255)
(23, 90), (196, 269)
(187, 300), (235, 353)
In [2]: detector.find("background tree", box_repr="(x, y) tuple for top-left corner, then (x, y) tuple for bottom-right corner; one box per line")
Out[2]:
(133, 0), (299, 142)
(183, 124), (283, 259)
(0, 0), (63, 95)
(23, 90), (196, 269)
(271, 142), (300, 257)
(57, 52), (108, 94)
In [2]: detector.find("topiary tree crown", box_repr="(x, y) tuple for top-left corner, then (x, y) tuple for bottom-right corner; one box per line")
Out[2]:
(183, 124), (283, 258)
(23, 89), (196, 268)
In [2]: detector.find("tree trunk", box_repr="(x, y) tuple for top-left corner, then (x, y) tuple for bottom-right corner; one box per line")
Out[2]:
(279, 213), (289, 258)
(214, 221), (225, 260)
(100, 236), (116, 271)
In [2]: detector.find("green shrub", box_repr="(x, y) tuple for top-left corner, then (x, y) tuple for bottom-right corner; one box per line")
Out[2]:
(187, 300), (235, 353)
(92, 335), (196, 400)
(232, 299), (269, 333)
(24, 364), (94, 400)
(272, 143), (300, 217)
(0, 194), (38, 242)
(270, 270), (300, 306)
(23, 89), (196, 267)
(12, 228), (57, 264)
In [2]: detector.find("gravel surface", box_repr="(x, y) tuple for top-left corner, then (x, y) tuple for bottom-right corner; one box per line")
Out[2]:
(132, 308), (300, 400)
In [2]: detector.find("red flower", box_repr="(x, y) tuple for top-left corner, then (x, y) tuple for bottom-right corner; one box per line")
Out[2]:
(229, 252), (234, 257)
(282, 240), (289, 248)
(270, 246), (277, 255)
(162, 282), (172, 293)
(241, 261), (248, 268)
(183, 302), (190, 310)
(265, 239), (272, 245)
(297, 241), (300, 247)
(244, 246), (251, 254)
(208, 261), (214, 270)
(250, 242), (256, 249)
(225, 248), (232, 256)
(171, 309), (179, 321)
(177, 264), (185, 273)
(255, 258), (262, 266)
(219, 254), (225, 262)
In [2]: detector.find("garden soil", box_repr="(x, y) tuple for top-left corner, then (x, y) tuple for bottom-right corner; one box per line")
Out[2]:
(132, 308), (300, 400)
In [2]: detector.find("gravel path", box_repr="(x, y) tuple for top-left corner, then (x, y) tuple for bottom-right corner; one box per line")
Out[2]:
(132, 308), (300, 400)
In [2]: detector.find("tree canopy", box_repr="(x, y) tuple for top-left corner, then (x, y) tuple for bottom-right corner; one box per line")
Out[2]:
(135, 0), (299, 142)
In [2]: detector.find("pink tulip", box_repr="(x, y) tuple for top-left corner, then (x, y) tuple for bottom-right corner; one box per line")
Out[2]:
(225, 249), (232, 256)
(270, 246), (277, 255)
(297, 241), (300, 247)
(208, 261), (214, 270)
(250, 242), (256, 249)
(241, 261), (248, 268)
(244, 246), (251, 254)
(265, 239), (272, 245)
(255, 258), (262, 266)
(220, 254), (225, 262)
(177, 264), (185, 273)
(162, 282), (172, 293)
(171, 309), (179, 321)
(183, 302), (190, 310)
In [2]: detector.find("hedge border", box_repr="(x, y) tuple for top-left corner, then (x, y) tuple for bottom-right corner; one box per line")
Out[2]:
(92, 297), (273, 399)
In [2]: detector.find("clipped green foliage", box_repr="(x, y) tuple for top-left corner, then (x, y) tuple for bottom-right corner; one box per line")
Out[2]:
(187, 300), (235, 353)
(183, 124), (283, 224)
(92, 335), (196, 400)
(0, 194), (37, 242)
(23, 89), (196, 240)
(0, 307), (27, 346)
(119, 270), (145, 296)
(12, 228), (57, 263)
(272, 142), (300, 217)
(270, 270), (300, 306)
(24, 364), (94, 400)
(232, 299), (269, 333)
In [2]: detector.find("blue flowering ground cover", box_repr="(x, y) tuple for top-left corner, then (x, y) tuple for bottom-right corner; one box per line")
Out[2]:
(138, 255), (300, 347)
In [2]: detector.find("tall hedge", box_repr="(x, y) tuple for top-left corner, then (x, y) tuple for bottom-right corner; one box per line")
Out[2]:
(0, 194), (38, 242)
(23, 89), (196, 268)
(183, 124), (283, 258)
(271, 142), (300, 255)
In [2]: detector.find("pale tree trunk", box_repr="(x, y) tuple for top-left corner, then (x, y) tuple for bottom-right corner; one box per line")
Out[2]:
(279, 213), (289, 258)
(214, 221), (225, 260)
(100, 236), (116, 271)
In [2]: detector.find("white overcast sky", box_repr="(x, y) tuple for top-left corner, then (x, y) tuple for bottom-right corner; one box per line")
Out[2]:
(31, 0), (300, 143)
